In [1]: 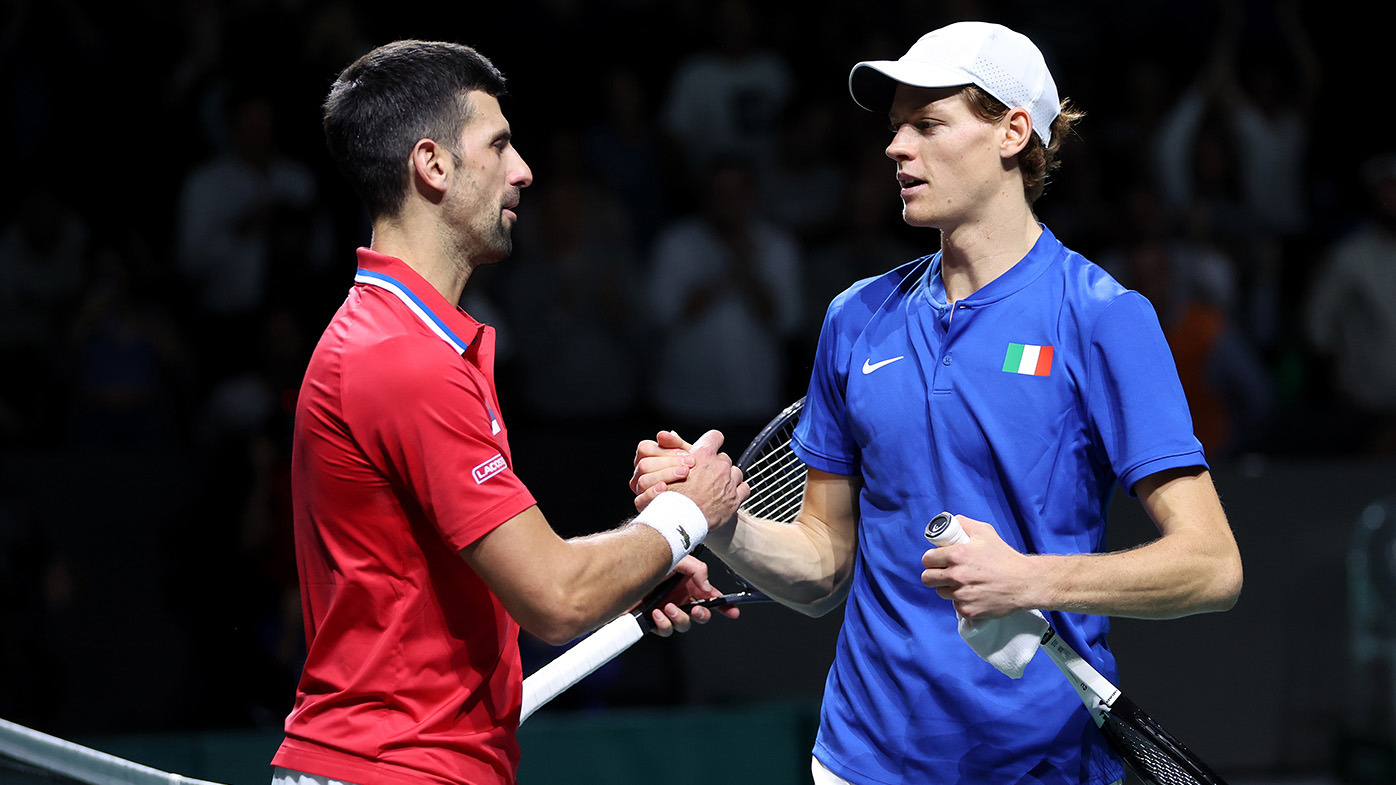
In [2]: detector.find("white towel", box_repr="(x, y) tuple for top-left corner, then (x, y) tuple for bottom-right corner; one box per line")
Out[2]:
(956, 608), (1049, 679)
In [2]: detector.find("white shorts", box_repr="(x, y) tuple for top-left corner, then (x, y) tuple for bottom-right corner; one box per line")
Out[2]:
(811, 757), (853, 785)
(271, 767), (362, 785)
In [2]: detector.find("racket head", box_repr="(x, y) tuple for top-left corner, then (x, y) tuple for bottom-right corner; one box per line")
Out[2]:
(694, 397), (806, 599)
(733, 397), (807, 524)
(1099, 695), (1230, 785)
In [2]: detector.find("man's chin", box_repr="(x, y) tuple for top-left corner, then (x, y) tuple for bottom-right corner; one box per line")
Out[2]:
(478, 228), (514, 264)
(901, 209), (943, 230)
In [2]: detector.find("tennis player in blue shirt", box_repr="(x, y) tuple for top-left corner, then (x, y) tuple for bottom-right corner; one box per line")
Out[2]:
(633, 21), (1242, 785)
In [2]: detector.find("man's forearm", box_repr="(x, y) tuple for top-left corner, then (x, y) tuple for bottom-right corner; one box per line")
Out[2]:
(704, 509), (854, 617)
(1028, 532), (1243, 619)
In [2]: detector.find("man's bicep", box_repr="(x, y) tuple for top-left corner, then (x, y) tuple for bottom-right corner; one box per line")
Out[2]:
(1134, 467), (1230, 540)
(797, 467), (861, 597)
(460, 505), (568, 627)
(1133, 466), (1243, 612)
(800, 467), (860, 544)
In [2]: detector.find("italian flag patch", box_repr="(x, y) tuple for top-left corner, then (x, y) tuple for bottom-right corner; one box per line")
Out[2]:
(1002, 343), (1054, 377)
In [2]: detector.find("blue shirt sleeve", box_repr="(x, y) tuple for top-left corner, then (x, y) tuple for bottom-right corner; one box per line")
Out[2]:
(792, 299), (860, 477)
(1085, 291), (1208, 494)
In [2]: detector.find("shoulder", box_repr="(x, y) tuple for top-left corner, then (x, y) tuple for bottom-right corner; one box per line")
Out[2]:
(1050, 245), (1159, 329)
(828, 255), (932, 315)
(1057, 246), (1130, 308)
(343, 333), (480, 414)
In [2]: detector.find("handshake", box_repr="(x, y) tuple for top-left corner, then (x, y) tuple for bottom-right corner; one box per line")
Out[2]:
(628, 428), (750, 532)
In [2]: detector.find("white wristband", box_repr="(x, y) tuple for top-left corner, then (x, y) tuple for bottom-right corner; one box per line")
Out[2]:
(634, 491), (709, 573)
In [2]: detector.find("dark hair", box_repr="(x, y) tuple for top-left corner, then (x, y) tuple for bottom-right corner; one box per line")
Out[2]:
(322, 40), (508, 219)
(960, 85), (1083, 204)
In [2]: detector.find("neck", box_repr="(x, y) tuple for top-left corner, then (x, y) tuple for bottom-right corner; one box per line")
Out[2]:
(936, 204), (1042, 303)
(369, 211), (475, 306)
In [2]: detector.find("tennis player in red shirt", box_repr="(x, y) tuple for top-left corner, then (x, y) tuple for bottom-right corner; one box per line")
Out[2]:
(270, 40), (749, 785)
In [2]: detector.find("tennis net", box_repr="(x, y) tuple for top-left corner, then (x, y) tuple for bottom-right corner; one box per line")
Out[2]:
(0, 718), (228, 785)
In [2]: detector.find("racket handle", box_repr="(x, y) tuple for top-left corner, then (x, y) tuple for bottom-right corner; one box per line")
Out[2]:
(520, 613), (645, 725)
(924, 511), (970, 546)
(681, 590), (771, 610)
(518, 573), (684, 725)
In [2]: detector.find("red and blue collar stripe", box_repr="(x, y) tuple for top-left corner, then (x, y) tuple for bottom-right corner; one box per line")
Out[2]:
(354, 268), (470, 354)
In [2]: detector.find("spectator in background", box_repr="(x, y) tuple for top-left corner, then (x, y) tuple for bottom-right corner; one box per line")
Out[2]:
(1216, 0), (1319, 241)
(1153, 0), (1317, 240)
(175, 88), (329, 382)
(66, 234), (192, 449)
(584, 66), (672, 254)
(0, 183), (90, 443)
(759, 96), (849, 245)
(1305, 154), (1396, 454)
(1152, 0), (1319, 357)
(645, 156), (803, 443)
(0, 184), (89, 341)
(659, 0), (792, 186)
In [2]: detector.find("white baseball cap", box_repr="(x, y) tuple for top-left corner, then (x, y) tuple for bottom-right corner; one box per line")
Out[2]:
(849, 21), (1060, 144)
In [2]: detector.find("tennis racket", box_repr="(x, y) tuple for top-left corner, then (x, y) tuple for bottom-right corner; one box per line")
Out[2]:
(924, 512), (1230, 785)
(518, 398), (807, 725)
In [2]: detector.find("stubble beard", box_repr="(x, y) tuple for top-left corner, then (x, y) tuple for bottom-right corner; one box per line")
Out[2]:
(447, 188), (515, 266)
(456, 218), (512, 268)
(487, 215), (513, 261)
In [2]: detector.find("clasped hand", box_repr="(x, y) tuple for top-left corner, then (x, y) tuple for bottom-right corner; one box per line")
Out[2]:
(920, 515), (1038, 620)
(630, 429), (750, 634)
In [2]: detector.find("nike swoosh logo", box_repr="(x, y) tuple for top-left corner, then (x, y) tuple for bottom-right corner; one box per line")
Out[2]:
(862, 356), (905, 374)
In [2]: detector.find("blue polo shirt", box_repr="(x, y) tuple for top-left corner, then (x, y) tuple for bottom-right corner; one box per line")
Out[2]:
(792, 226), (1205, 785)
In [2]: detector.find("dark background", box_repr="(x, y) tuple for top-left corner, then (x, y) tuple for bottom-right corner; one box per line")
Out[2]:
(2, 0), (1394, 779)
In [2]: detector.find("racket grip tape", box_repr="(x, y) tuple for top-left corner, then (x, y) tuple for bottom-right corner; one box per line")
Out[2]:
(519, 573), (684, 725)
(925, 511), (970, 546)
(519, 613), (646, 725)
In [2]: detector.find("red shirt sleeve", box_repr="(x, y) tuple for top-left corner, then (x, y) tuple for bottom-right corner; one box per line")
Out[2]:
(343, 334), (535, 550)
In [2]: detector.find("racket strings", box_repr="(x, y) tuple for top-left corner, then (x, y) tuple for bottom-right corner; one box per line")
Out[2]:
(746, 475), (804, 520)
(718, 398), (808, 591)
(746, 443), (803, 483)
(746, 455), (803, 504)
(740, 433), (806, 524)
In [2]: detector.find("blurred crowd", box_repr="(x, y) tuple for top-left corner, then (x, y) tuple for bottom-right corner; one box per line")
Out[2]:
(1, 0), (1393, 734)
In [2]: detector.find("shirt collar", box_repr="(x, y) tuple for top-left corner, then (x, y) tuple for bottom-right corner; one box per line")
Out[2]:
(354, 248), (483, 355)
(923, 224), (1066, 309)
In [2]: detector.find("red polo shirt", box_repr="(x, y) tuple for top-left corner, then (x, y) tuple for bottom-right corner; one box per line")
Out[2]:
(273, 249), (536, 785)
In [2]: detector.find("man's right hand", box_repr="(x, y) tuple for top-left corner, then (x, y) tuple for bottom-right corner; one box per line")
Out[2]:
(640, 429), (748, 530)
(631, 429), (696, 510)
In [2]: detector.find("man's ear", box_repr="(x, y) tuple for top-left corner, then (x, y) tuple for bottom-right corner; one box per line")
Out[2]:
(410, 138), (452, 202)
(1000, 107), (1033, 159)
